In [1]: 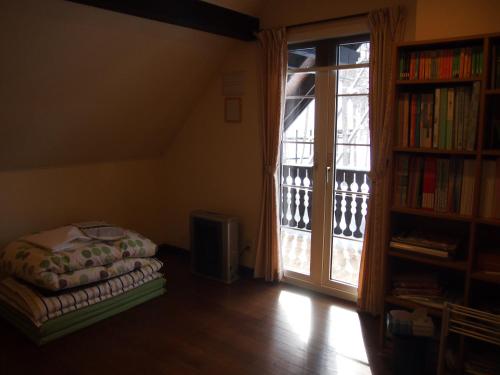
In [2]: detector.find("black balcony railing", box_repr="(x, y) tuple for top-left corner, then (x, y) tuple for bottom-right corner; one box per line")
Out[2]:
(280, 165), (371, 241)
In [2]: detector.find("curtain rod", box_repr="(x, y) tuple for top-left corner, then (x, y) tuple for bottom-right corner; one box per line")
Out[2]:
(285, 12), (369, 30)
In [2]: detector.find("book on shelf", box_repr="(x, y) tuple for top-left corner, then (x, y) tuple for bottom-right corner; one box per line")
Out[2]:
(391, 230), (459, 258)
(390, 273), (462, 310)
(390, 241), (450, 258)
(479, 159), (500, 218)
(392, 230), (459, 251)
(393, 155), (475, 215)
(397, 83), (480, 150)
(398, 46), (483, 80)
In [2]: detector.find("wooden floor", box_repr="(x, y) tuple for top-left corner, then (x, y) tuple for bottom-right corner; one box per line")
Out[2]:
(0, 251), (389, 375)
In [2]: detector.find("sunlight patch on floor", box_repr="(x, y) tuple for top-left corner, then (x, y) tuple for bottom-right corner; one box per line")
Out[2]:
(278, 290), (312, 343)
(328, 305), (371, 373)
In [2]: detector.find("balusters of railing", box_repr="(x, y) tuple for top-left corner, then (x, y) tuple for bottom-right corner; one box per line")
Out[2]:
(349, 172), (358, 236)
(281, 166), (371, 237)
(286, 187), (293, 225)
(294, 168), (300, 186)
(303, 191), (310, 229)
(361, 172), (369, 194)
(303, 169), (311, 187)
(294, 189), (301, 226)
(360, 195), (368, 238)
(286, 168), (293, 185)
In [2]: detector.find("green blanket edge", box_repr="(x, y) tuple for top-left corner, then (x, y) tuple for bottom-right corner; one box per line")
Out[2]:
(0, 277), (166, 345)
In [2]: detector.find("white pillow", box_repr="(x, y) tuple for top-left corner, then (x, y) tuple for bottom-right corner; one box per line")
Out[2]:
(21, 226), (91, 252)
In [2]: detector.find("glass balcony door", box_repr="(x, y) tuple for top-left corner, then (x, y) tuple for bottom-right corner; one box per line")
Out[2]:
(280, 38), (370, 301)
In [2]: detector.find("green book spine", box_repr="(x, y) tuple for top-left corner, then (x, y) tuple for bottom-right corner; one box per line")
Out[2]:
(439, 88), (448, 149)
(415, 94), (421, 146)
(415, 52), (420, 79)
(433, 89), (440, 148)
(478, 50), (483, 75)
(446, 88), (454, 150)
(453, 49), (459, 78)
(399, 54), (404, 79)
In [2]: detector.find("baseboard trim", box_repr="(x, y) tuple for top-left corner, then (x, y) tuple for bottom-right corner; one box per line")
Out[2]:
(158, 243), (254, 278)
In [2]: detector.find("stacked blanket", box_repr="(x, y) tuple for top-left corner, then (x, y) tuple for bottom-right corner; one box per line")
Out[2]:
(0, 223), (166, 343)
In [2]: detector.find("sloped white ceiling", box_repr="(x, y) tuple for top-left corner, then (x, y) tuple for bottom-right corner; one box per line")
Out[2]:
(0, 0), (261, 170)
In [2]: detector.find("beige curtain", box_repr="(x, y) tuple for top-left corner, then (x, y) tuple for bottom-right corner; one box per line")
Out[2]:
(254, 28), (287, 282)
(358, 7), (406, 314)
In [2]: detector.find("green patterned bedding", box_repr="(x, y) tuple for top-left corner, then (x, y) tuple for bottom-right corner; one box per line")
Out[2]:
(0, 278), (166, 345)
(0, 258), (163, 325)
(0, 230), (157, 291)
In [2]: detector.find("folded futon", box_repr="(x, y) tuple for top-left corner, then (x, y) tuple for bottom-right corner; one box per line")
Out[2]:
(0, 222), (166, 345)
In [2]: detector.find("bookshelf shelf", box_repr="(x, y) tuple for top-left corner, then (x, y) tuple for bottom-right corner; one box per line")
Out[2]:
(385, 295), (443, 317)
(470, 271), (500, 284)
(388, 250), (468, 270)
(391, 206), (473, 222)
(476, 217), (500, 226)
(393, 147), (476, 155)
(482, 149), (500, 156)
(396, 78), (482, 85)
(485, 89), (500, 95)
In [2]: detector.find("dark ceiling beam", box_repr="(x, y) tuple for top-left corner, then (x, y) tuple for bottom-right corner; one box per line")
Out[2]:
(67, 0), (259, 41)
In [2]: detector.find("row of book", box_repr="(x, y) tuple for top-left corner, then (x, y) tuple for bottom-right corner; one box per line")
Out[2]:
(479, 159), (500, 218)
(393, 156), (475, 215)
(396, 83), (480, 150)
(390, 230), (459, 258)
(398, 47), (483, 80)
(390, 273), (461, 309)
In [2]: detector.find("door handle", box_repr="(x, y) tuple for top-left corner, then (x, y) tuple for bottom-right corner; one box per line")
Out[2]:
(326, 166), (331, 184)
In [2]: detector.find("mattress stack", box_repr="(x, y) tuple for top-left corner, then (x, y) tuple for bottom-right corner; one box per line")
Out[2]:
(0, 223), (166, 345)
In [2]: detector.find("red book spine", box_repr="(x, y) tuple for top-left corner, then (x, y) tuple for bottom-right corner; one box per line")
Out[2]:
(419, 51), (425, 79)
(422, 157), (437, 209)
(410, 52), (416, 80)
(460, 48), (465, 78)
(410, 94), (417, 147)
(448, 50), (453, 79)
(466, 47), (472, 78)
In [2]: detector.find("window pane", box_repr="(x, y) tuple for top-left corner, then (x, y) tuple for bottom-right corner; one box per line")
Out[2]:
(336, 95), (369, 145)
(286, 73), (315, 97)
(288, 47), (316, 69)
(338, 68), (369, 95)
(338, 42), (370, 65)
(282, 142), (314, 166)
(284, 99), (315, 141)
(281, 71), (316, 276)
(335, 145), (370, 171)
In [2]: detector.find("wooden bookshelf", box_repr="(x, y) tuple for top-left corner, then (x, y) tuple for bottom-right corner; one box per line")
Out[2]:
(382, 32), (500, 374)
